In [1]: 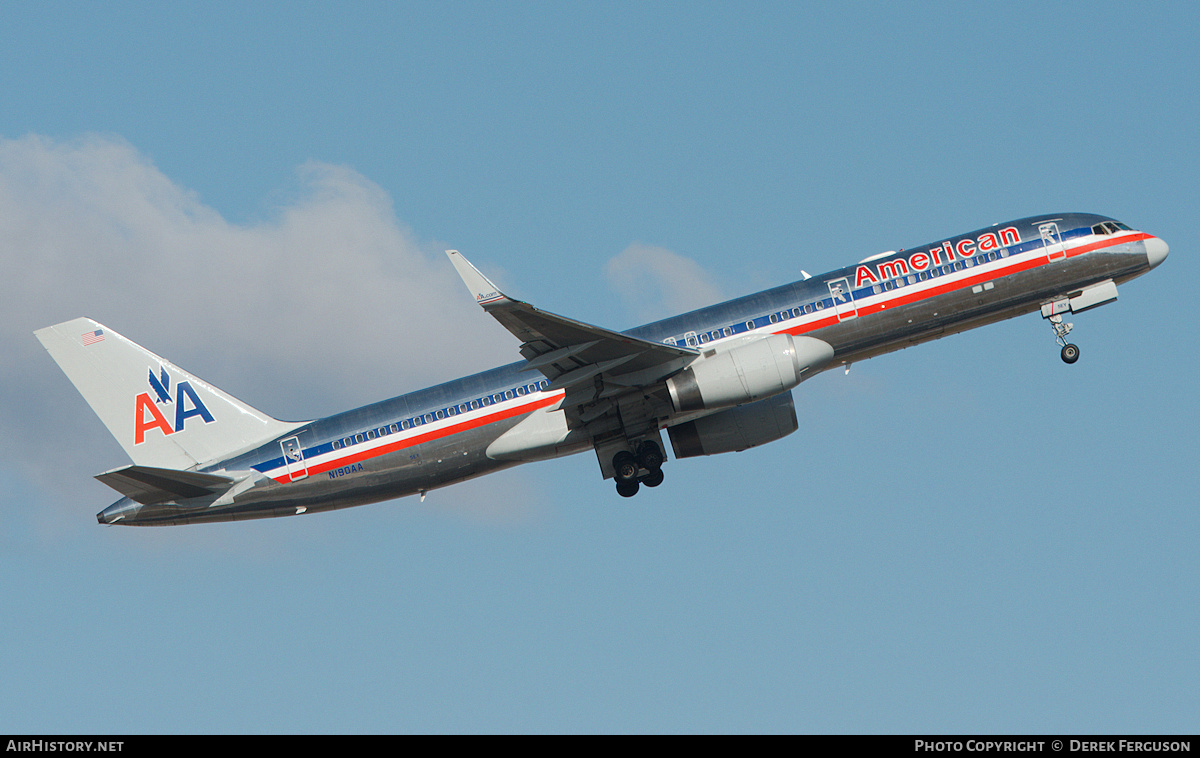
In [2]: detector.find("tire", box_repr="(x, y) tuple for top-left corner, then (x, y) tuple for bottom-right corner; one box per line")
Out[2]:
(640, 469), (664, 488)
(1061, 343), (1080, 364)
(612, 451), (639, 484)
(636, 441), (663, 471)
(616, 480), (640, 498)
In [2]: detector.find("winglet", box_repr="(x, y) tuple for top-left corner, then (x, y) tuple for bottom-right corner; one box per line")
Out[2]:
(446, 250), (512, 308)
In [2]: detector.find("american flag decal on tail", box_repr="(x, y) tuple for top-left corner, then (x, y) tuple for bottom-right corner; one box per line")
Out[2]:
(81, 329), (105, 346)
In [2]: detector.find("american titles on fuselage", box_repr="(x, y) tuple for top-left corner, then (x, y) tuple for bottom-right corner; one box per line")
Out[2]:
(854, 226), (1022, 288)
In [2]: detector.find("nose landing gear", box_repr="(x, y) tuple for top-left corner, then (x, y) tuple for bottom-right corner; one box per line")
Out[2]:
(1048, 314), (1080, 364)
(1060, 341), (1080, 364)
(1042, 298), (1081, 365)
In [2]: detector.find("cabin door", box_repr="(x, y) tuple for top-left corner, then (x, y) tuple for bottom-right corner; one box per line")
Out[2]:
(281, 436), (308, 482)
(1040, 222), (1066, 262)
(828, 277), (858, 321)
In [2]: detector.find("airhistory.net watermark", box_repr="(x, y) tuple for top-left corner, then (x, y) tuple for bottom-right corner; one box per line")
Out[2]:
(5, 742), (123, 752)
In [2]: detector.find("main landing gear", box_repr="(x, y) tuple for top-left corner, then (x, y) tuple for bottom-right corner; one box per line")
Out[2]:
(613, 440), (664, 497)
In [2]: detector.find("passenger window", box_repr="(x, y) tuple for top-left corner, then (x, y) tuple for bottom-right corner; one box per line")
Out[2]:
(391, 423), (399, 433)
(448, 406), (456, 416)
(356, 434), (364, 443)
(482, 396), (491, 406)
(401, 420), (410, 430)
(333, 440), (341, 450)
(723, 326), (733, 336)
(815, 301), (824, 310)
(436, 410), (444, 420)
(471, 400), (480, 409)
(516, 386), (525, 396)
(699, 333), (708, 343)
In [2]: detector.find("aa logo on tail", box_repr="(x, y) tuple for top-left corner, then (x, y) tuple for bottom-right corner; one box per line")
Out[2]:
(133, 366), (215, 445)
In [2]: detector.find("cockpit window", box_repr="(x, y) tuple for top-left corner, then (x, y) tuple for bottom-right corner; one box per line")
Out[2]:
(1094, 221), (1132, 235)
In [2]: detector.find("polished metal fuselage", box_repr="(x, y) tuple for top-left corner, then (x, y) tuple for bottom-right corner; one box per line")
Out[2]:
(101, 213), (1161, 525)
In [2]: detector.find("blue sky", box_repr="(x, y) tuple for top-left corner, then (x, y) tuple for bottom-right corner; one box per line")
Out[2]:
(2, 1), (1197, 733)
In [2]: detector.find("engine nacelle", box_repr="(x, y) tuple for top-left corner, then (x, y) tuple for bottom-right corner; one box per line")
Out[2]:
(668, 391), (798, 459)
(665, 334), (834, 413)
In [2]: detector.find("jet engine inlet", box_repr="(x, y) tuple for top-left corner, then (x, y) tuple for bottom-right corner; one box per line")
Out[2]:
(666, 334), (834, 413)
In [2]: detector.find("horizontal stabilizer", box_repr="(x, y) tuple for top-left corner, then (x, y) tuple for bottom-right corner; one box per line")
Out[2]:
(95, 465), (234, 505)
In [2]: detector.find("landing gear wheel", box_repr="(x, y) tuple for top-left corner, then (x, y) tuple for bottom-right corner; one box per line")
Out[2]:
(1061, 343), (1080, 364)
(616, 480), (640, 498)
(635, 440), (663, 472)
(612, 451), (639, 484)
(640, 469), (664, 488)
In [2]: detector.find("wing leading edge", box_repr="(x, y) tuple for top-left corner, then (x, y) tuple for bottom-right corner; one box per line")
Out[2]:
(446, 250), (698, 392)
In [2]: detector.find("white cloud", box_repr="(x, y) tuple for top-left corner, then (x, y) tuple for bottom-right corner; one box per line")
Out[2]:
(604, 242), (725, 322)
(0, 134), (730, 516)
(0, 134), (515, 499)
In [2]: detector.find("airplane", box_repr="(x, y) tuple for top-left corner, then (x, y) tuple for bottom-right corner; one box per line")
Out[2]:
(35, 212), (1168, 526)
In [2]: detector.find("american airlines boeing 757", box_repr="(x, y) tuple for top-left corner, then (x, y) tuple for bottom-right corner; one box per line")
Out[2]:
(36, 213), (1168, 525)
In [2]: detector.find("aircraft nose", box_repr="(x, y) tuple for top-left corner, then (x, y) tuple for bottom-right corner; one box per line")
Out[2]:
(1145, 235), (1169, 270)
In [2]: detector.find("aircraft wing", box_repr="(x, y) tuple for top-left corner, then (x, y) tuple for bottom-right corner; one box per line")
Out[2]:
(447, 250), (698, 392)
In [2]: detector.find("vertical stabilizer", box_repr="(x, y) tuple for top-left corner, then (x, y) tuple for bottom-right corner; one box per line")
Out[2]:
(35, 318), (302, 469)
